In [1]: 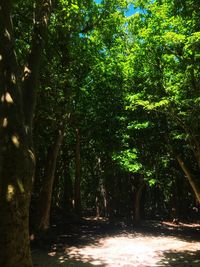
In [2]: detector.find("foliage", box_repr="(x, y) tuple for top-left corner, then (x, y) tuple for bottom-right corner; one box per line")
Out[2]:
(11, 0), (200, 229)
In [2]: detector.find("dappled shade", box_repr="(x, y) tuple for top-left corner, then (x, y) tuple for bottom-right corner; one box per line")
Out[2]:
(32, 221), (200, 267)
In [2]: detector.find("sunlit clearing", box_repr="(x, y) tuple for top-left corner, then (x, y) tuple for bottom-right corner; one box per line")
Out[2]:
(62, 234), (200, 266)
(33, 232), (200, 267)
(0, 54), (2, 61)
(3, 117), (8, 127)
(6, 184), (15, 202)
(11, 135), (20, 148)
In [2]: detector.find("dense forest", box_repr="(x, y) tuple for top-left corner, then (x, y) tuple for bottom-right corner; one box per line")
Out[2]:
(1, 0), (200, 266)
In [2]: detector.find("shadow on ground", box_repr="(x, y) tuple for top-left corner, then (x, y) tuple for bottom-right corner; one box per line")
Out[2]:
(32, 219), (200, 267)
(159, 250), (200, 266)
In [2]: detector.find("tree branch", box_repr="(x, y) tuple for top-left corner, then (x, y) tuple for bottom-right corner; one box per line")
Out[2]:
(176, 154), (200, 203)
(22, 0), (52, 135)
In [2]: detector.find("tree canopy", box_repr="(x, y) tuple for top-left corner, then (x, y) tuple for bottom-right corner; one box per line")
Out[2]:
(1, 1), (200, 266)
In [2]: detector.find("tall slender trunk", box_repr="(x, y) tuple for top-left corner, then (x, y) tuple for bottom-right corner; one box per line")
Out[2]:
(0, 1), (52, 266)
(133, 183), (145, 223)
(103, 162), (115, 222)
(62, 149), (73, 214)
(95, 195), (100, 217)
(129, 174), (145, 224)
(176, 154), (200, 203)
(63, 170), (73, 214)
(100, 180), (108, 217)
(37, 126), (64, 230)
(95, 157), (107, 217)
(74, 128), (81, 216)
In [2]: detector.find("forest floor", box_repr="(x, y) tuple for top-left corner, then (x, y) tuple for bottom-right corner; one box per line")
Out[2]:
(32, 217), (200, 267)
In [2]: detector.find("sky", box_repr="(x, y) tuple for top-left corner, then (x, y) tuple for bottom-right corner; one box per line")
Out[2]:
(126, 4), (138, 17)
(95, 1), (137, 17)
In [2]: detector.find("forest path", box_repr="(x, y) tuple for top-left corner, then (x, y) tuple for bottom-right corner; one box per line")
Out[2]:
(32, 218), (200, 267)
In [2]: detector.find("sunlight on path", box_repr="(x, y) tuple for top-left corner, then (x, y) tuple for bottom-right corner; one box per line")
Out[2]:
(32, 233), (200, 267)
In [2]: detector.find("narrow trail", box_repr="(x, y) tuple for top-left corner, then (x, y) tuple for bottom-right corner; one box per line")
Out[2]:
(32, 219), (200, 267)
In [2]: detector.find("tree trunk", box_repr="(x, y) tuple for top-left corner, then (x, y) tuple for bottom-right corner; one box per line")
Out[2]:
(194, 146), (200, 169)
(37, 126), (64, 230)
(63, 170), (73, 214)
(0, 1), (52, 266)
(95, 195), (101, 217)
(0, 2), (33, 266)
(129, 174), (145, 224)
(176, 154), (200, 204)
(74, 128), (81, 216)
(103, 164), (115, 222)
(62, 149), (73, 214)
(0, 106), (34, 266)
(100, 180), (108, 217)
(133, 183), (145, 223)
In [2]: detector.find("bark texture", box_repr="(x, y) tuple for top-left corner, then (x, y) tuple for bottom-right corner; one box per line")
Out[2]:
(37, 126), (64, 230)
(134, 183), (145, 223)
(0, 1), (52, 266)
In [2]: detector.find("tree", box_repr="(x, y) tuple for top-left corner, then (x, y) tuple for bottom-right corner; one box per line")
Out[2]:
(31, 0), (130, 222)
(0, 1), (51, 266)
(125, 0), (200, 205)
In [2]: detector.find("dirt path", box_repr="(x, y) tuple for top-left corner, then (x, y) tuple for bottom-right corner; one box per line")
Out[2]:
(32, 219), (200, 267)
